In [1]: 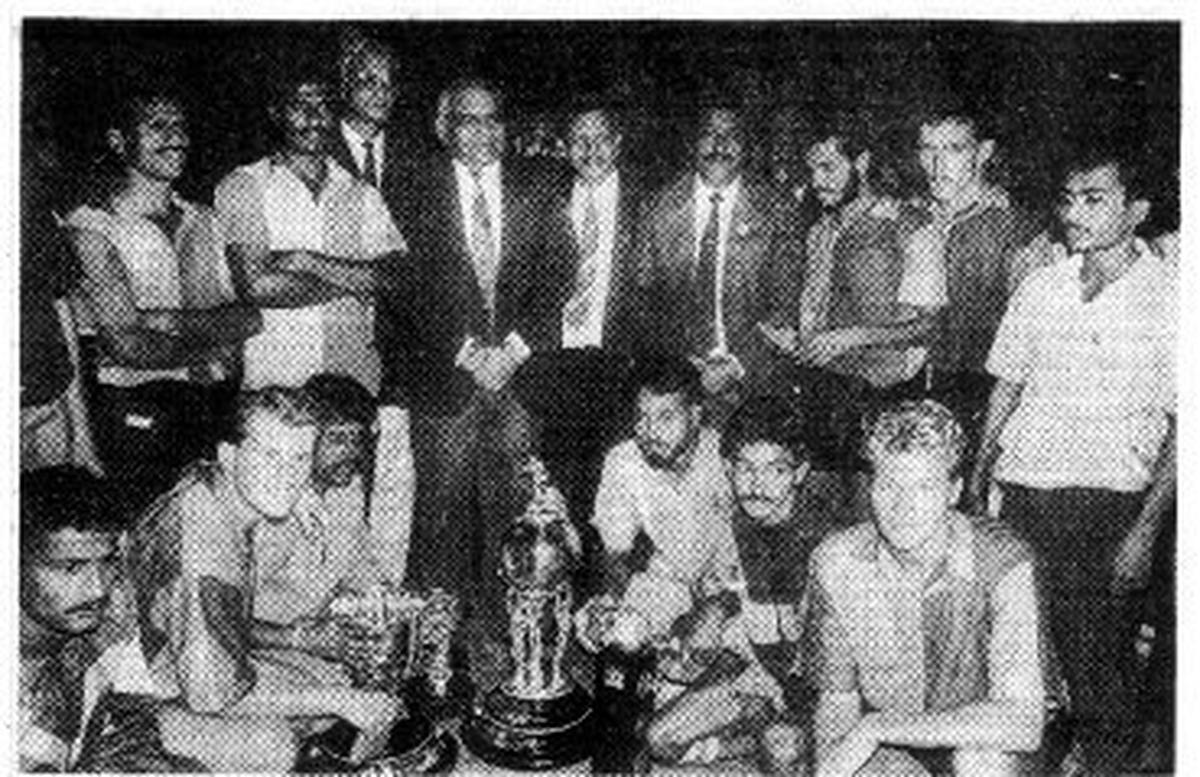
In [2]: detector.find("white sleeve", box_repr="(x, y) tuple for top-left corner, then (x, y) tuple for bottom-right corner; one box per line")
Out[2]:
(591, 448), (639, 554)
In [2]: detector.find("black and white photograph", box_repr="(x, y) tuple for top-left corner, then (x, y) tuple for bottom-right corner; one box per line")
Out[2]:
(14, 6), (1182, 774)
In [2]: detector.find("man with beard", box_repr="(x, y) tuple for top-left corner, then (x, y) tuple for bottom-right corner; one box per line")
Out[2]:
(642, 396), (834, 769)
(761, 114), (933, 394)
(64, 89), (260, 498)
(253, 373), (391, 626)
(129, 387), (402, 771)
(640, 103), (794, 413)
(588, 356), (738, 639)
(216, 68), (406, 394)
(20, 467), (201, 772)
(966, 143), (1175, 774)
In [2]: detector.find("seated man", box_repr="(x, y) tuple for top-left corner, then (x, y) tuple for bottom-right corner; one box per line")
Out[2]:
(810, 400), (1046, 777)
(645, 395), (835, 769)
(19, 467), (200, 772)
(254, 373), (391, 625)
(588, 356), (738, 639)
(128, 386), (402, 772)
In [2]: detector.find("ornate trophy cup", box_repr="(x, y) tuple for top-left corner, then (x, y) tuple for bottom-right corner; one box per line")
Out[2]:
(463, 461), (593, 769)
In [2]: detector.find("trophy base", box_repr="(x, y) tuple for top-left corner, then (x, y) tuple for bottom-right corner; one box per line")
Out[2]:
(462, 682), (593, 770)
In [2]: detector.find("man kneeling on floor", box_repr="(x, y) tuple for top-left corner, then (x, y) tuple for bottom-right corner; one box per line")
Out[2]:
(644, 395), (835, 769)
(810, 400), (1047, 777)
(128, 386), (402, 772)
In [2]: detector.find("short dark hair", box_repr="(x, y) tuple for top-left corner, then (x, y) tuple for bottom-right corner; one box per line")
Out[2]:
(566, 98), (624, 138)
(303, 373), (377, 429)
(21, 467), (128, 557)
(913, 92), (989, 142)
(863, 399), (965, 477)
(1060, 138), (1150, 202)
(720, 395), (811, 464)
(808, 109), (871, 164)
(629, 354), (703, 408)
(222, 386), (318, 444)
(695, 100), (746, 139)
(267, 63), (333, 114)
(107, 89), (184, 142)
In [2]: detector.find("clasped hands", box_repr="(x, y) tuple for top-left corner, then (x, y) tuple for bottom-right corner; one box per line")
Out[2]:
(460, 340), (523, 393)
(758, 322), (857, 368)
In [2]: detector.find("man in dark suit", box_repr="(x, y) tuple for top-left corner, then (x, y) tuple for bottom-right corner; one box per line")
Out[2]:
(376, 79), (573, 637)
(515, 103), (647, 593)
(640, 103), (796, 417)
(331, 33), (415, 231)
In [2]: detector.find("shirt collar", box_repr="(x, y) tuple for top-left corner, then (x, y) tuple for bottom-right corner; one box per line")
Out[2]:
(341, 120), (383, 151)
(695, 175), (741, 210)
(454, 158), (501, 190)
(928, 184), (1010, 223)
(575, 169), (619, 202)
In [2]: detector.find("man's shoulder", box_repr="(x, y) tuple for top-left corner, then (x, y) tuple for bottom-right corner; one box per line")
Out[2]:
(644, 175), (692, 219)
(601, 438), (644, 472)
(136, 463), (226, 542)
(214, 157), (272, 201)
(811, 521), (876, 579)
(961, 514), (1035, 584)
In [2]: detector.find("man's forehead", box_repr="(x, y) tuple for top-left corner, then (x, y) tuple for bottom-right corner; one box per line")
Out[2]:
(140, 99), (186, 123)
(807, 137), (849, 163)
(1063, 164), (1123, 195)
(735, 441), (794, 465)
(702, 109), (741, 133)
(245, 413), (317, 448)
(919, 119), (978, 146)
(34, 528), (118, 561)
(637, 389), (689, 412)
(454, 87), (498, 116)
(289, 83), (330, 104)
(571, 111), (616, 139)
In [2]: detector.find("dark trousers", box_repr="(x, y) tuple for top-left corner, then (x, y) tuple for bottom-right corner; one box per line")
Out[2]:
(1000, 484), (1144, 767)
(406, 389), (535, 636)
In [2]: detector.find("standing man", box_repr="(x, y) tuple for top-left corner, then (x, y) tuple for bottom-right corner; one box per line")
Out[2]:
(377, 79), (572, 633)
(332, 31), (413, 230)
(901, 100), (1039, 456)
(129, 387), (402, 771)
(967, 144), (1175, 774)
(64, 90), (260, 498)
(522, 102), (646, 548)
(216, 68), (406, 395)
(640, 103), (794, 413)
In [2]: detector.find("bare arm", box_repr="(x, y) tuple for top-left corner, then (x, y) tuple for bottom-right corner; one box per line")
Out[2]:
(70, 227), (260, 369)
(1113, 416), (1176, 592)
(964, 377), (1025, 515)
(226, 243), (350, 308)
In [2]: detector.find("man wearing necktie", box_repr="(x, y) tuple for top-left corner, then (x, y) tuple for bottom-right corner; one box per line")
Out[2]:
(377, 80), (573, 647)
(640, 103), (796, 421)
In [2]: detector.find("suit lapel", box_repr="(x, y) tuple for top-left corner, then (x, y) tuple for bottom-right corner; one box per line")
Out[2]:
(664, 177), (695, 282)
(330, 129), (360, 181)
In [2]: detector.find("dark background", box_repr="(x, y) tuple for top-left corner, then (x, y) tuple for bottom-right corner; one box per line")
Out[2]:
(22, 19), (1179, 230)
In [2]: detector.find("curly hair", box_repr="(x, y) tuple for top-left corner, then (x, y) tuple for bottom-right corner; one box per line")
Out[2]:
(863, 399), (965, 474)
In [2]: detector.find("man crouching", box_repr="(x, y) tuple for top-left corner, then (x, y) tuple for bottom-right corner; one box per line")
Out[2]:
(811, 400), (1047, 776)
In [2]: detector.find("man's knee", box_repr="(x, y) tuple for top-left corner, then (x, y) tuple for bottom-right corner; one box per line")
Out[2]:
(952, 747), (1020, 777)
(159, 706), (298, 772)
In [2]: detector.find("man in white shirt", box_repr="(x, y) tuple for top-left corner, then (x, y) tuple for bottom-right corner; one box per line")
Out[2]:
(640, 103), (792, 415)
(589, 356), (738, 638)
(967, 143), (1175, 775)
(215, 69), (406, 394)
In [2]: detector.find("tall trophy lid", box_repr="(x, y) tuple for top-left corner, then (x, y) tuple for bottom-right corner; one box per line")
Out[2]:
(500, 459), (580, 590)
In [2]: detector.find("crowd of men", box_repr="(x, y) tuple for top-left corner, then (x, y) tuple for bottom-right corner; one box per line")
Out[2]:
(20, 28), (1176, 776)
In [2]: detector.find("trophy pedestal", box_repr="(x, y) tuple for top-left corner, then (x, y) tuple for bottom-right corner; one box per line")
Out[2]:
(463, 682), (593, 770)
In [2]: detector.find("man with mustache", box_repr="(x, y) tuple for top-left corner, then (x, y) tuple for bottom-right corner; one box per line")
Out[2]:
(216, 67), (406, 395)
(643, 396), (834, 769)
(20, 467), (202, 772)
(64, 90), (260, 500)
(966, 142), (1176, 774)
(588, 356), (738, 641)
(640, 103), (795, 416)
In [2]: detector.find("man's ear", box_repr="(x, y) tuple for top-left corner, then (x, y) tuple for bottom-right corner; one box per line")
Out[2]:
(689, 405), (703, 429)
(976, 139), (996, 169)
(949, 476), (964, 507)
(105, 129), (125, 158)
(1126, 198), (1151, 233)
(853, 150), (871, 181)
(793, 460), (812, 487)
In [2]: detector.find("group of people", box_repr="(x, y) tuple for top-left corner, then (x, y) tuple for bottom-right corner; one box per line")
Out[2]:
(20, 27), (1175, 776)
